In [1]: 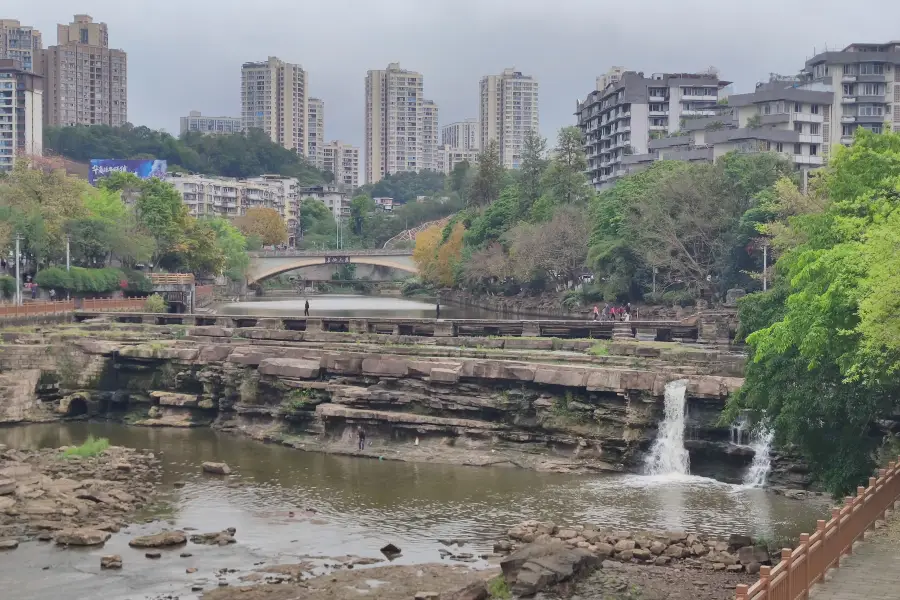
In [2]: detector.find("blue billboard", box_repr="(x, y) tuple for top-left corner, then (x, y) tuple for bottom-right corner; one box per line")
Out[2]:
(88, 159), (167, 186)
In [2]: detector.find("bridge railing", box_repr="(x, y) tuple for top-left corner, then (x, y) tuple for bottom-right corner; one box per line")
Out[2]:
(150, 273), (195, 285)
(736, 457), (900, 600)
(248, 249), (413, 258)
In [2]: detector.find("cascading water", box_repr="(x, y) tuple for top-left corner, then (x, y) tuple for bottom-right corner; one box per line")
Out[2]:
(742, 426), (774, 487)
(644, 379), (690, 476)
(731, 412), (750, 446)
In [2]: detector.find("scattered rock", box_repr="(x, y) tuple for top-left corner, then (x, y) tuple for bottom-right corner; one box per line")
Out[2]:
(100, 555), (122, 569)
(501, 541), (600, 596)
(145, 551), (162, 559)
(445, 580), (489, 600)
(737, 545), (770, 565)
(173, 482), (186, 488)
(180, 552), (193, 558)
(727, 534), (753, 550)
(0, 539), (19, 550)
(54, 528), (111, 547)
(186, 567), (198, 574)
(189, 528), (236, 546)
(414, 593), (439, 600)
(191, 585), (204, 592)
(129, 530), (187, 548)
(727, 564), (744, 572)
(747, 562), (762, 574)
(0, 479), (15, 495)
(36, 533), (52, 542)
(380, 543), (402, 560)
(493, 540), (512, 553)
(201, 462), (231, 475)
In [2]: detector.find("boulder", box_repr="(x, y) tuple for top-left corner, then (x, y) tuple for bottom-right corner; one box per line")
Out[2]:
(666, 531), (688, 543)
(557, 528), (578, 540)
(414, 593), (439, 600)
(445, 581), (489, 600)
(128, 530), (187, 548)
(54, 528), (111, 546)
(649, 541), (667, 556)
(737, 545), (770, 565)
(654, 556), (671, 566)
(747, 562), (762, 575)
(728, 534), (753, 550)
(493, 540), (512, 553)
(727, 564), (744, 572)
(0, 539), (18, 550)
(614, 539), (636, 553)
(146, 551), (162, 559)
(101, 555), (122, 569)
(502, 541), (600, 597)
(0, 479), (15, 496)
(258, 358), (321, 380)
(151, 391), (199, 407)
(430, 368), (460, 384)
(190, 528), (236, 546)
(617, 550), (633, 561)
(594, 542), (613, 558)
(664, 545), (685, 558)
(632, 548), (652, 561)
(380, 543), (402, 559)
(201, 462), (231, 475)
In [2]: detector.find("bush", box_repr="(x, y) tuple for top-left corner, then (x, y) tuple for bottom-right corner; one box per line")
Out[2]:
(123, 269), (152, 293)
(0, 275), (15, 300)
(143, 293), (167, 313)
(62, 435), (110, 458)
(35, 266), (125, 294)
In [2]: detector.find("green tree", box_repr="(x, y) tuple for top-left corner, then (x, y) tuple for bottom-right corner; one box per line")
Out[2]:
(206, 217), (249, 280)
(349, 195), (374, 236)
(519, 129), (548, 216)
(361, 170), (446, 204)
(471, 140), (504, 206)
(234, 207), (288, 246)
(542, 126), (590, 205)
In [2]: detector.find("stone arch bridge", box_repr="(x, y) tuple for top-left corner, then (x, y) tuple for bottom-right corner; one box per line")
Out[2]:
(247, 249), (416, 286)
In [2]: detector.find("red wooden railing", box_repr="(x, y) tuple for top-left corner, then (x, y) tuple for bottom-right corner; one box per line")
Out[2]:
(195, 285), (214, 308)
(737, 458), (900, 600)
(0, 297), (146, 318)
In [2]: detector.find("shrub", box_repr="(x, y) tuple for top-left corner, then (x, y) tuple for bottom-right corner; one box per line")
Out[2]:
(62, 435), (110, 458)
(35, 266), (126, 294)
(0, 275), (15, 300)
(123, 269), (152, 293)
(143, 294), (167, 313)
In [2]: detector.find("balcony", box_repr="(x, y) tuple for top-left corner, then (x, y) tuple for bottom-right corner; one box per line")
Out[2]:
(793, 113), (824, 124)
(649, 109), (669, 116)
(841, 75), (857, 83)
(841, 115), (856, 123)
(682, 94), (719, 103)
(840, 135), (855, 145)
(794, 155), (824, 166)
(841, 96), (857, 104)
(648, 94), (667, 102)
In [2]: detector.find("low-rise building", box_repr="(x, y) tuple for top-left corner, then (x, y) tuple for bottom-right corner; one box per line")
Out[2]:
(437, 144), (479, 175)
(180, 110), (242, 136)
(0, 59), (42, 172)
(299, 184), (349, 220)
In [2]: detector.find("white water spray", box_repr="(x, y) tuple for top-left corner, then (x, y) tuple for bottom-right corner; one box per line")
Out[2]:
(644, 380), (690, 476)
(742, 426), (774, 488)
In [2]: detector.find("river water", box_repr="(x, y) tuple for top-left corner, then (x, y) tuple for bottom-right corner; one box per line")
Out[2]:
(218, 294), (500, 320)
(0, 423), (828, 599)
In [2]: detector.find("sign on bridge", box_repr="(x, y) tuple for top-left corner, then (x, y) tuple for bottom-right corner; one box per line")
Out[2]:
(324, 256), (351, 264)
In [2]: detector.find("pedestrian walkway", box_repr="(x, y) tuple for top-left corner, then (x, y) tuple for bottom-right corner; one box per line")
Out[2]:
(811, 514), (900, 600)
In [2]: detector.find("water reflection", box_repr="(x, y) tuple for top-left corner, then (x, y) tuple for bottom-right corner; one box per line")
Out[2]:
(219, 294), (503, 319)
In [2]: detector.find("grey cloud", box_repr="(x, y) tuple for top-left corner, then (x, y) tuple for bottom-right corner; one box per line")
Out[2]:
(9, 0), (900, 149)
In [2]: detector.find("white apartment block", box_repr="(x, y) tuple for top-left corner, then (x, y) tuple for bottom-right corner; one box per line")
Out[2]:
(0, 19), (42, 74)
(241, 56), (307, 155)
(0, 59), (42, 172)
(41, 14), (127, 127)
(299, 184), (349, 221)
(307, 97), (324, 169)
(422, 99), (439, 171)
(441, 118), (480, 151)
(322, 140), (360, 189)
(180, 110), (242, 135)
(365, 62), (438, 184)
(801, 41), (900, 147)
(575, 69), (729, 189)
(479, 68), (539, 169)
(437, 145), (479, 175)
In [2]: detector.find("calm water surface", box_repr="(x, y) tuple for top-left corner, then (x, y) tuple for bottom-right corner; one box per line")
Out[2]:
(220, 294), (509, 320)
(0, 423), (828, 600)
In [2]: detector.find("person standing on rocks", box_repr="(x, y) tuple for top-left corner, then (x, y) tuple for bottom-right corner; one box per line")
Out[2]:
(304, 299), (310, 317)
(435, 299), (441, 320)
(357, 426), (366, 451)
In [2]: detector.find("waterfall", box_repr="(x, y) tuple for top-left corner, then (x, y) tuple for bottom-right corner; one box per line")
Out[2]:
(731, 412), (750, 446)
(742, 426), (775, 487)
(644, 379), (690, 476)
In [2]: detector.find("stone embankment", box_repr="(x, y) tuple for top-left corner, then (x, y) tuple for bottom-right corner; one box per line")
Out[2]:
(500, 520), (771, 578)
(0, 443), (161, 547)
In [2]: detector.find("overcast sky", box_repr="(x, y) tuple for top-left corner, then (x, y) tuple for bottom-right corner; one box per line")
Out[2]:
(9, 0), (900, 150)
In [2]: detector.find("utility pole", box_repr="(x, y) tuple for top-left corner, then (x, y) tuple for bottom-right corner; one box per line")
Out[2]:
(652, 267), (658, 295)
(14, 233), (22, 306)
(65, 234), (71, 301)
(762, 243), (768, 292)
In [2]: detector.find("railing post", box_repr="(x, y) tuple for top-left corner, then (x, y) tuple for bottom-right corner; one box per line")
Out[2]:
(781, 548), (794, 598)
(799, 533), (810, 596)
(759, 565), (771, 596)
(735, 584), (748, 600)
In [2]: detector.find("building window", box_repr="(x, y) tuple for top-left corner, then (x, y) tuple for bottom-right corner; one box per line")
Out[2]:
(794, 102), (802, 113)
(776, 143), (784, 152)
(811, 104), (820, 115)
(860, 63), (885, 75)
(794, 143), (802, 155)
(810, 123), (820, 135)
(810, 144), (818, 156)
(843, 84), (854, 96)
(794, 122), (804, 133)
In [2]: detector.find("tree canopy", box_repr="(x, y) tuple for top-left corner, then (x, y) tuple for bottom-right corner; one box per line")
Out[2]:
(234, 207), (288, 246)
(44, 125), (327, 184)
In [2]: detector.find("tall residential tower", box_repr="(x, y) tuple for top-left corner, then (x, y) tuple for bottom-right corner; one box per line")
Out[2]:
(0, 59), (42, 171)
(365, 63), (438, 184)
(307, 97), (324, 168)
(241, 56), (307, 155)
(41, 14), (127, 127)
(479, 68), (539, 169)
(0, 19), (42, 74)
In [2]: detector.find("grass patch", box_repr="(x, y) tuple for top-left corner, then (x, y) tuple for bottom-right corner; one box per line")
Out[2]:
(488, 577), (511, 599)
(588, 341), (610, 356)
(62, 435), (110, 458)
(282, 388), (314, 412)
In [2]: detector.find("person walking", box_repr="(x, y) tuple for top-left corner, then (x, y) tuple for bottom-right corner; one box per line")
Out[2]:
(435, 299), (441, 320)
(592, 305), (599, 321)
(602, 303), (610, 321)
(304, 299), (310, 317)
(49, 288), (56, 302)
(357, 426), (366, 451)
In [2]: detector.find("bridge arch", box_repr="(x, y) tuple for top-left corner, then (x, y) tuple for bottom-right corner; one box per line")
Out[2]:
(248, 256), (418, 285)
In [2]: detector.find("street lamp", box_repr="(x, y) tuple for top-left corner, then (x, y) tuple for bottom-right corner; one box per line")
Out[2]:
(14, 232), (22, 306)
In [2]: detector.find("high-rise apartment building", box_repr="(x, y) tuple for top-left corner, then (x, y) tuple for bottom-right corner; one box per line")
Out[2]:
(0, 59), (43, 171)
(41, 14), (127, 128)
(422, 99), (439, 171)
(0, 19), (42, 74)
(241, 56), (307, 155)
(180, 110), (242, 135)
(307, 97), (324, 168)
(365, 62), (438, 184)
(801, 41), (900, 149)
(322, 140), (360, 189)
(437, 145), (479, 175)
(479, 68), (539, 169)
(441, 118), (479, 151)
(575, 68), (729, 189)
